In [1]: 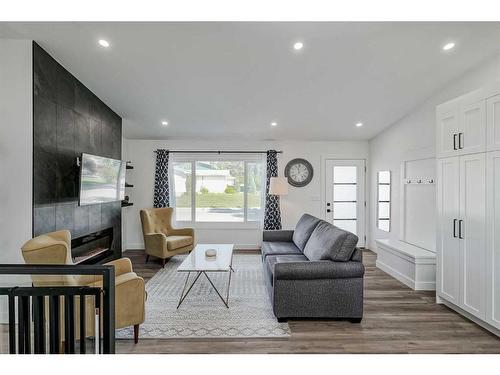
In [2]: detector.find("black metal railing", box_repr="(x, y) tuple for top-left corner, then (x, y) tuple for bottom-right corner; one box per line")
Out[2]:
(0, 264), (115, 354)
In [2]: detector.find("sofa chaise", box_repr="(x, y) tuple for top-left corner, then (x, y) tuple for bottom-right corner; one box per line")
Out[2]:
(262, 214), (364, 322)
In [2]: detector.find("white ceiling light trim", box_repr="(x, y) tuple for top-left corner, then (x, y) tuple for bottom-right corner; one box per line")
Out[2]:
(98, 39), (110, 48)
(293, 41), (304, 51)
(442, 42), (456, 51)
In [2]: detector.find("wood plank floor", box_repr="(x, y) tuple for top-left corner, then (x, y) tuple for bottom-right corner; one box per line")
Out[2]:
(115, 249), (500, 354)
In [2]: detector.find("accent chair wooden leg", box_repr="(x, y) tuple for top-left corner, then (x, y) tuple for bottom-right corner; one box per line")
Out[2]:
(162, 258), (166, 268)
(134, 324), (139, 344)
(145, 254), (149, 263)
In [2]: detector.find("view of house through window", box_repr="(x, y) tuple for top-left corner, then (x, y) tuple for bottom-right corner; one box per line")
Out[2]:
(172, 158), (264, 223)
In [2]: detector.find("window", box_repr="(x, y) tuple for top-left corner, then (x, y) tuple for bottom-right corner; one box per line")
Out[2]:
(377, 170), (391, 232)
(171, 156), (265, 224)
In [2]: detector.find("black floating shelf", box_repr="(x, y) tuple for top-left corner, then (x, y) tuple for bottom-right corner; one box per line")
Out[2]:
(126, 165), (134, 170)
(121, 202), (134, 207)
(125, 183), (134, 188)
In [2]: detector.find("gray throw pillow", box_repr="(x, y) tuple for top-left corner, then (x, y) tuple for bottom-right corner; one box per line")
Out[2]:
(303, 221), (359, 262)
(292, 214), (322, 251)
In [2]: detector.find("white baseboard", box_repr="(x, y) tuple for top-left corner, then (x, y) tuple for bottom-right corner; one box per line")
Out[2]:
(126, 243), (145, 250)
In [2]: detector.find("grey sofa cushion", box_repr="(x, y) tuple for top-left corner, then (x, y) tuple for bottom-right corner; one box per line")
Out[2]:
(292, 214), (322, 251)
(266, 254), (308, 277)
(263, 230), (294, 242)
(261, 241), (302, 260)
(303, 221), (358, 262)
(350, 247), (363, 262)
(274, 260), (365, 280)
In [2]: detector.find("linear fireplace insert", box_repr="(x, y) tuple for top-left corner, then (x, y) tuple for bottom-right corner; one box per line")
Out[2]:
(71, 227), (114, 264)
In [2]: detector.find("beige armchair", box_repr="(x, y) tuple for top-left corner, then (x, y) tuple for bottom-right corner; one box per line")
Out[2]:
(140, 207), (195, 266)
(21, 230), (146, 344)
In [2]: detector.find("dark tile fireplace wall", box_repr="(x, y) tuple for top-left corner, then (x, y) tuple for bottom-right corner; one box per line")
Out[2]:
(32, 42), (122, 260)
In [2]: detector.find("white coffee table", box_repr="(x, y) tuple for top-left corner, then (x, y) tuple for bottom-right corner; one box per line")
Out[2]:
(176, 244), (234, 309)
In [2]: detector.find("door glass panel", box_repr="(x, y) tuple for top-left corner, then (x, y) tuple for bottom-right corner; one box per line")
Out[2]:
(333, 185), (357, 201)
(333, 166), (357, 183)
(334, 219), (357, 234)
(333, 202), (356, 219)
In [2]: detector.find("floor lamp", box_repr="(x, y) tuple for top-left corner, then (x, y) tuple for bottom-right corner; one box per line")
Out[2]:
(269, 177), (289, 224)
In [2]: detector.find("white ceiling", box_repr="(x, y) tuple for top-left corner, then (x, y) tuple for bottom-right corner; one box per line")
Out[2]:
(1, 22), (500, 141)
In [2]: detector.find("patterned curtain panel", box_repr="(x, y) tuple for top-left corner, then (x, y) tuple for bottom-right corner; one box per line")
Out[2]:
(264, 150), (282, 230)
(153, 149), (170, 208)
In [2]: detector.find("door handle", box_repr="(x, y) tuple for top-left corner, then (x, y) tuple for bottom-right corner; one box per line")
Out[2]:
(458, 133), (464, 149)
(458, 219), (464, 239)
(453, 219), (458, 238)
(453, 133), (458, 150)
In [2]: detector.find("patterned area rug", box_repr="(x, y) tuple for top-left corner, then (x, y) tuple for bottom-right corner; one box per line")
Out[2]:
(116, 253), (290, 339)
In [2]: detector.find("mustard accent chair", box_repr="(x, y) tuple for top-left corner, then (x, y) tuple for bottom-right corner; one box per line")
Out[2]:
(21, 230), (146, 344)
(140, 207), (195, 266)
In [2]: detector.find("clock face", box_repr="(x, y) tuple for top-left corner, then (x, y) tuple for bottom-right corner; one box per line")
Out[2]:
(289, 163), (309, 183)
(285, 159), (313, 187)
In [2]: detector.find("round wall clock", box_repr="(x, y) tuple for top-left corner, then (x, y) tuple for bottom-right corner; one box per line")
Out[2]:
(285, 158), (314, 187)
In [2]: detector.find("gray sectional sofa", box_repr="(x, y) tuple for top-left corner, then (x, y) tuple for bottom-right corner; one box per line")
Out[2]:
(262, 214), (364, 322)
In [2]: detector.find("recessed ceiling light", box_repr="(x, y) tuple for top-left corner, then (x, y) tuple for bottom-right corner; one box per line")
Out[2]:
(442, 42), (455, 51)
(270, 122), (278, 127)
(98, 39), (110, 48)
(161, 121), (168, 126)
(355, 122), (363, 128)
(293, 42), (304, 51)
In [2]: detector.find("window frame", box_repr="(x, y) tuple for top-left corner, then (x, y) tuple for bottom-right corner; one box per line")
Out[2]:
(169, 153), (266, 229)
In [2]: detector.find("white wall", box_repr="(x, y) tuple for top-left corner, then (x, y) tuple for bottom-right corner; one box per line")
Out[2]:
(369, 52), (500, 251)
(0, 39), (33, 322)
(122, 137), (369, 250)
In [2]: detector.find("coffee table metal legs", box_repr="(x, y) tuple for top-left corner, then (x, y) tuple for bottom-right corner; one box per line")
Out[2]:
(177, 268), (233, 309)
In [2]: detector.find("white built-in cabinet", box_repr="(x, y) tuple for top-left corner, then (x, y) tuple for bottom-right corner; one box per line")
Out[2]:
(487, 95), (500, 151)
(437, 153), (486, 318)
(436, 100), (486, 158)
(486, 151), (500, 329)
(436, 83), (500, 336)
(436, 156), (461, 304)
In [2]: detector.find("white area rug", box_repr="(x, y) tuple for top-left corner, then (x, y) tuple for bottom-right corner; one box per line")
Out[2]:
(116, 253), (290, 339)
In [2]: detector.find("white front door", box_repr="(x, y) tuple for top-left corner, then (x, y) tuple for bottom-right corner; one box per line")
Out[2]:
(325, 159), (366, 248)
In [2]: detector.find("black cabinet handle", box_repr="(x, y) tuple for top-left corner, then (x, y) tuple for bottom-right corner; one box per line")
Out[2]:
(326, 209), (331, 213)
(458, 219), (464, 239)
(453, 133), (458, 150)
(453, 219), (458, 238)
(459, 133), (464, 149)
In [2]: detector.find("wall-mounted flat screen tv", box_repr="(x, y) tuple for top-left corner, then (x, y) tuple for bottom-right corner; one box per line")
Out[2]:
(79, 153), (126, 206)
